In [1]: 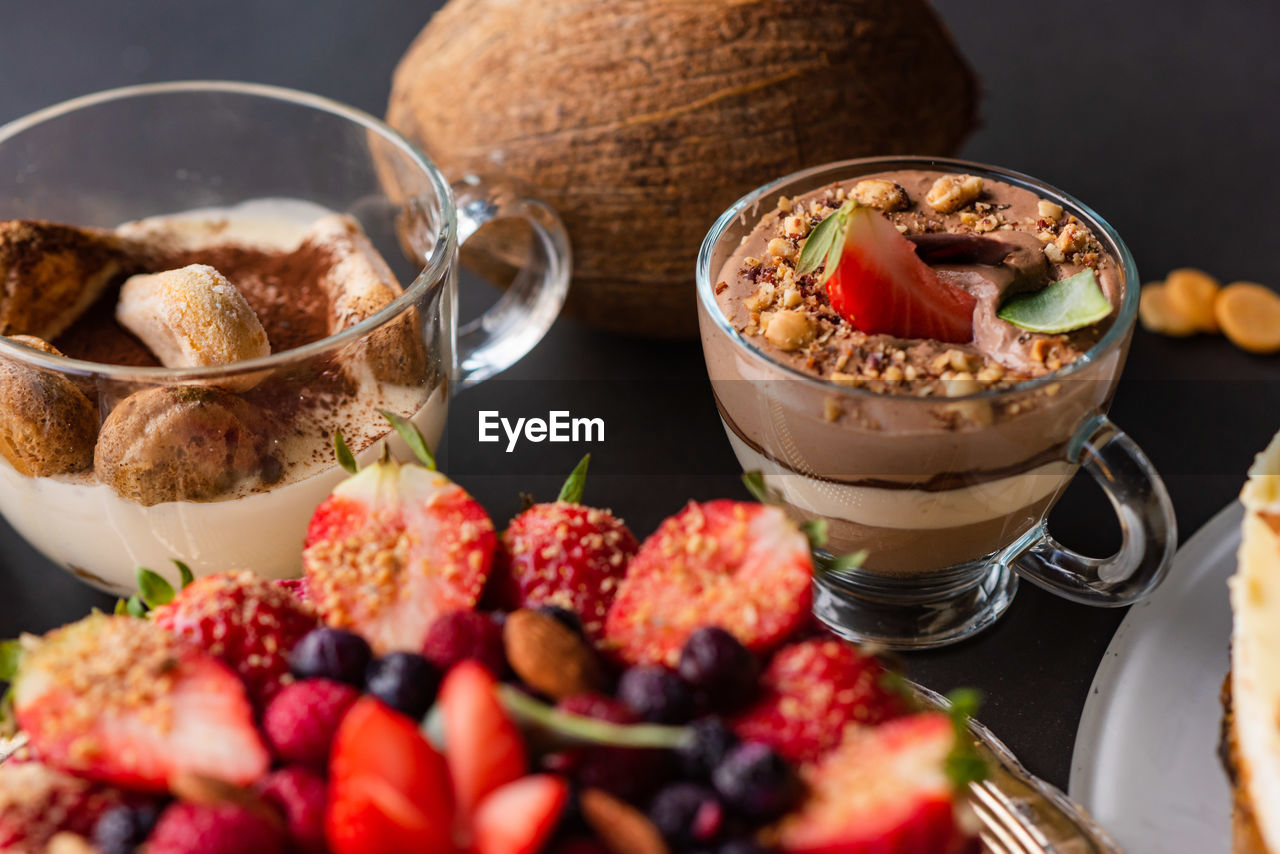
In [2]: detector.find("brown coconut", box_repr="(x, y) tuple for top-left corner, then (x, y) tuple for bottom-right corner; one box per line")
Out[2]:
(388, 0), (978, 338)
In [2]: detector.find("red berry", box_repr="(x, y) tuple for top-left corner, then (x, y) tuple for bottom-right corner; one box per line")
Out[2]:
(304, 459), (496, 655)
(824, 206), (976, 343)
(153, 570), (317, 707)
(273, 577), (312, 606)
(146, 803), (286, 854)
(496, 502), (638, 643)
(420, 610), (506, 675)
(438, 661), (527, 819)
(605, 501), (813, 667)
(327, 697), (456, 854)
(732, 639), (907, 763)
(262, 678), (360, 768)
(256, 766), (328, 854)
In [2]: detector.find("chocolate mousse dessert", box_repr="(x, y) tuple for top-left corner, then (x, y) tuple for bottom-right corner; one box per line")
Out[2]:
(704, 168), (1127, 574)
(0, 201), (443, 591)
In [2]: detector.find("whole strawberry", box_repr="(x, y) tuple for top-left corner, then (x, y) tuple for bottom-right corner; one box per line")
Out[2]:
(732, 638), (908, 763)
(493, 455), (638, 643)
(153, 570), (317, 708)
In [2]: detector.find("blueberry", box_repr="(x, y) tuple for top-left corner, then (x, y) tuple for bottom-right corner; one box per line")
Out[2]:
(648, 783), (724, 846)
(536, 604), (584, 637)
(289, 627), (372, 686)
(365, 652), (440, 720)
(678, 627), (759, 712)
(92, 803), (161, 854)
(718, 840), (775, 854)
(678, 717), (740, 780)
(617, 666), (695, 724)
(712, 742), (801, 820)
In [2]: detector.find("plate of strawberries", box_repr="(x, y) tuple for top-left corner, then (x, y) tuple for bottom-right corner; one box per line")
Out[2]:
(0, 426), (1120, 854)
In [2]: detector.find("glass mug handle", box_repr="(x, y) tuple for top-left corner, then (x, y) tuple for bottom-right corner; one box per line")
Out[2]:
(451, 173), (572, 390)
(1002, 413), (1178, 605)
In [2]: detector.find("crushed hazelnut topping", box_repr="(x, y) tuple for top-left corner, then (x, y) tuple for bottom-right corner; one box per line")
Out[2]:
(851, 179), (909, 212)
(924, 174), (983, 213)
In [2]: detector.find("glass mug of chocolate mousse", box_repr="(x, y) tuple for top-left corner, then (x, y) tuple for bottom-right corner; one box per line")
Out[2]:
(0, 82), (570, 593)
(698, 156), (1176, 649)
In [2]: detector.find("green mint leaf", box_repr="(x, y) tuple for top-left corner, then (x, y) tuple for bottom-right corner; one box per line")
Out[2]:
(126, 596), (147, 618)
(556, 454), (591, 504)
(796, 199), (854, 285)
(174, 560), (195, 589)
(827, 549), (868, 573)
(943, 688), (988, 789)
(997, 268), (1112, 333)
(333, 429), (359, 475)
(137, 568), (175, 609)
(800, 518), (828, 550)
(0, 640), (21, 682)
(381, 410), (436, 470)
(497, 684), (691, 749)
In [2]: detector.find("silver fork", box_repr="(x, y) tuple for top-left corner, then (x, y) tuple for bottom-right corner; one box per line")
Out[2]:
(970, 779), (1054, 854)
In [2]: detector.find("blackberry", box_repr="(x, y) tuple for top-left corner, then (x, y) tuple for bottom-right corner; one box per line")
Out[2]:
(364, 652), (440, 720)
(617, 665), (695, 724)
(678, 717), (740, 780)
(712, 742), (801, 820)
(92, 803), (161, 854)
(678, 627), (759, 712)
(289, 627), (372, 687)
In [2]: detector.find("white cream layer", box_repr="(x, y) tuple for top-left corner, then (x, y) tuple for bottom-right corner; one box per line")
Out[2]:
(725, 428), (1073, 530)
(1231, 430), (1280, 853)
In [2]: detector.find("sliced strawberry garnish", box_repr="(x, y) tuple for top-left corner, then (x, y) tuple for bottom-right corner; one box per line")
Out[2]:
(824, 206), (976, 342)
(304, 458), (496, 654)
(438, 661), (528, 819)
(0, 761), (125, 850)
(770, 712), (977, 854)
(733, 638), (908, 763)
(12, 614), (269, 791)
(327, 696), (457, 854)
(603, 500), (813, 667)
(495, 501), (638, 643)
(153, 570), (318, 708)
(473, 774), (569, 854)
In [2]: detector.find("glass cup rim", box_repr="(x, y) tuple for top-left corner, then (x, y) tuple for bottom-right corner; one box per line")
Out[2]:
(695, 155), (1141, 402)
(0, 79), (456, 382)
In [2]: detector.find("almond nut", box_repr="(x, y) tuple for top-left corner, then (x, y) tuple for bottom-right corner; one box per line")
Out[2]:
(580, 788), (671, 854)
(503, 609), (605, 700)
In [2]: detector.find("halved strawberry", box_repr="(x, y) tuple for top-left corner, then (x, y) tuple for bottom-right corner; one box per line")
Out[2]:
(153, 570), (318, 708)
(825, 206), (976, 342)
(0, 761), (125, 850)
(495, 501), (638, 643)
(733, 638), (908, 763)
(12, 614), (269, 791)
(473, 774), (569, 854)
(304, 457), (497, 654)
(327, 696), (457, 854)
(769, 712), (977, 854)
(603, 500), (813, 667)
(438, 661), (527, 819)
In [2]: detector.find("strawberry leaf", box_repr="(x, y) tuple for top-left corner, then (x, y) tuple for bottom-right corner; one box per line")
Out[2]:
(816, 549), (868, 574)
(113, 598), (129, 615)
(799, 518), (828, 550)
(0, 639), (21, 682)
(497, 684), (691, 750)
(137, 568), (175, 609)
(557, 454), (591, 504)
(381, 410), (437, 470)
(126, 595), (147, 618)
(333, 428), (359, 475)
(741, 470), (782, 505)
(174, 560), (194, 589)
(796, 199), (855, 285)
(943, 688), (988, 790)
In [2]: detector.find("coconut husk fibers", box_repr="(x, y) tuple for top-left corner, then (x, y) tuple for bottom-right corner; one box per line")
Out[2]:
(389, 0), (979, 338)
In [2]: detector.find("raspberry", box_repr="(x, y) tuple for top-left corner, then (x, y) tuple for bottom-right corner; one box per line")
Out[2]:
(146, 803), (286, 854)
(420, 610), (506, 675)
(262, 678), (359, 768)
(152, 570), (317, 708)
(256, 766), (327, 854)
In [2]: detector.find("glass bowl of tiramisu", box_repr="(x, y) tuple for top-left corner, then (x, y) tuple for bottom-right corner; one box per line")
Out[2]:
(697, 157), (1176, 648)
(0, 82), (569, 593)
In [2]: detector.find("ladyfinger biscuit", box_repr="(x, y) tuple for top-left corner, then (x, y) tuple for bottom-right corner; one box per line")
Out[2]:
(0, 335), (98, 476)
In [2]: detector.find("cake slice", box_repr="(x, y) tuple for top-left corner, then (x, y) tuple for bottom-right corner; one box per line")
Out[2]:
(1227, 430), (1280, 853)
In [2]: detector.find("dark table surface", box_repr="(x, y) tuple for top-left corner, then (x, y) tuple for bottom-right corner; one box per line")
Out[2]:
(1, 0), (1277, 797)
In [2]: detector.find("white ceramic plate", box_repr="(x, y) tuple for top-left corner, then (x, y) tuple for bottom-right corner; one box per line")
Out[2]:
(1069, 500), (1240, 854)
